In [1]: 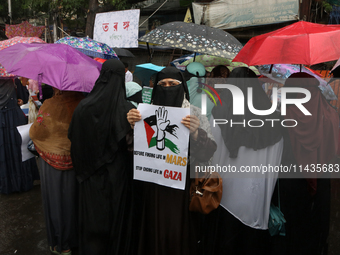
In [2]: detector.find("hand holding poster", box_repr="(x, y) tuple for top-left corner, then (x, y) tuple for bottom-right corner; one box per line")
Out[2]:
(134, 104), (190, 190)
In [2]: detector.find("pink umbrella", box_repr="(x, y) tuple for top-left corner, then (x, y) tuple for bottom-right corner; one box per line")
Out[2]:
(0, 36), (45, 50)
(0, 36), (46, 78)
(0, 43), (102, 97)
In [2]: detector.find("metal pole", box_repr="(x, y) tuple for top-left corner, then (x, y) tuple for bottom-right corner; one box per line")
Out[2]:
(53, 0), (58, 42)
(45, 18), (48, 42)
(8, 0), (12, 24)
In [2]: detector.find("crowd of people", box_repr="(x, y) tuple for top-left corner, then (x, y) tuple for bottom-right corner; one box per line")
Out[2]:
(0, 55), (339, 255)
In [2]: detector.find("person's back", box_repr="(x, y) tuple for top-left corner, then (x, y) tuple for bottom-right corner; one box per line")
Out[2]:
(68, 59), (136, 255)
(0, 78), (39, 194)
(30, 88), (84, 255)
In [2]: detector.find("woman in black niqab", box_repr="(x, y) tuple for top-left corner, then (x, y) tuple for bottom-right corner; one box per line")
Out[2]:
(127, 66), (217, 255)
(68, 59), (136, 255)
(152, 66), (189, 107)
(212, 67), (282, 158)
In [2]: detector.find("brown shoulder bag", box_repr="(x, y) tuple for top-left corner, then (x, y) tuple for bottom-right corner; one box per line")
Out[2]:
(189, 171), (223, 214)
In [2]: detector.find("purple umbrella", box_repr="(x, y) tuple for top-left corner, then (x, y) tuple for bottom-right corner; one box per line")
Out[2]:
(0, 43), (102, 98)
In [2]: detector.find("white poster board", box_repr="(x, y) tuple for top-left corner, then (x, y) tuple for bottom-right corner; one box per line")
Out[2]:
(134, 104), (190, 190)
(94, 9), (140, 48)
(16, 123), (35, 162)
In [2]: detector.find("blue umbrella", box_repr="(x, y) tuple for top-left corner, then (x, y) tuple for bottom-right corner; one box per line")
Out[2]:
(170, 53), (203, 71)
(55, 36), (119, 60)
(134, 63), (165, 86)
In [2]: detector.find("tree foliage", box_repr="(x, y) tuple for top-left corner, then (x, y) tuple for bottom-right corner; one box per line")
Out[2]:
(1, 0), (141, 38)
(0, 0), (49, 24)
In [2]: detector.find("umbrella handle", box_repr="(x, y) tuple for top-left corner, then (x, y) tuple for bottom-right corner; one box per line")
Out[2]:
(38, 73), (43, 100)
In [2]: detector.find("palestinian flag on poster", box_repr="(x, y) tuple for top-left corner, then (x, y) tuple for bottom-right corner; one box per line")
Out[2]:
(143, 115), (180, 154)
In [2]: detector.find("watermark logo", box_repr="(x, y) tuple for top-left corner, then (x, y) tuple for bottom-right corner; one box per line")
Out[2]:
(198, 82), (222, 109)
(199, 79), (312, 128)
(201, 84), (311, 116)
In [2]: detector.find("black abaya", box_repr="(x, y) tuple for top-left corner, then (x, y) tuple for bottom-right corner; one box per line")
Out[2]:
(137, 67), (216, 255)
(68, 59), (136, 255)
(78, 139), (136, 255)
(137, 173), (202, 255)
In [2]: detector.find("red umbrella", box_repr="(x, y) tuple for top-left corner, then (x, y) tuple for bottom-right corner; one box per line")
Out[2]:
(233, 21), (340, 66)
(94, 57), (106, 63)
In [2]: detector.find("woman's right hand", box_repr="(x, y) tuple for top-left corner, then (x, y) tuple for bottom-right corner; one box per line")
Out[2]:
(127, 109), (142, 129)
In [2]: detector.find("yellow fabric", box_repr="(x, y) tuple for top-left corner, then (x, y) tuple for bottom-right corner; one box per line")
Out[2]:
(184, 8), (193, 23)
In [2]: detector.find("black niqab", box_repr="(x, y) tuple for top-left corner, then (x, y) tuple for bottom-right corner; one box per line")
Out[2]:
(152, 66), (189, 107)
(68, 59), (133, 182)
(212, 67), (282, 158)
(15, 78), (29, 104)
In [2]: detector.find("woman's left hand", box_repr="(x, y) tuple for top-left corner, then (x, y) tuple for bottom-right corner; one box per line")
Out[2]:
(181, 115), (200, 140)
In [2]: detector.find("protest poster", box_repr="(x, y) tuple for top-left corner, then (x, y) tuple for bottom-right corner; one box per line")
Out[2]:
(142, 86), (153, 104)
(134, 103), (190, 190)
(94, 9), (140, 48)
(16, 123), (35, 162)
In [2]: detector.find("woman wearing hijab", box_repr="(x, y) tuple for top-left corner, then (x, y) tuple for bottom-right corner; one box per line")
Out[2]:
(125, 81), (143, 107)
(0, 78), (39, 194)
(29, 87), (84, 254)
(15, 77), (29, 107)
(185, 62), (215, 121)
(205, 67), (283, 255)
(68, 59), (136, 255)
(210, 65), (230, 79)
(127, 66), (217, 255)
(268, 72), (339, 255)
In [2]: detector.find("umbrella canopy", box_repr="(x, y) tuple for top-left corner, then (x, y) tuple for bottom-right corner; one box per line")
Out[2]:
(0, 43), (102, 94)
(6, 21), (45, 39)
(233, 21), (340, 66)
(171, 53), (259, 74)
(0, 36), (45, 50)
(0, 65), (12, 78)
(0, 36), (46, 78)
(139, 21), (243, 59)
(171, 54), (230, 71)
(94, 57), (106, 63)
(113, 48), (135, 57)
(258, 64), (337, 100)
(55, 36), (119, 59)
(170, 53), (201, 71)
(134, 63), (165, 86)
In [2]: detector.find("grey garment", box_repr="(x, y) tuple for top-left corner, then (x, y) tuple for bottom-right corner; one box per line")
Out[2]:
(0, 79), (16, 109)
(38, 158), (78, 253)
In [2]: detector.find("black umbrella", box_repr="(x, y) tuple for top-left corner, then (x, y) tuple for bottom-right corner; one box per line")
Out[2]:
(112, 48), (135, 58)
(138, 21), (242, 59)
